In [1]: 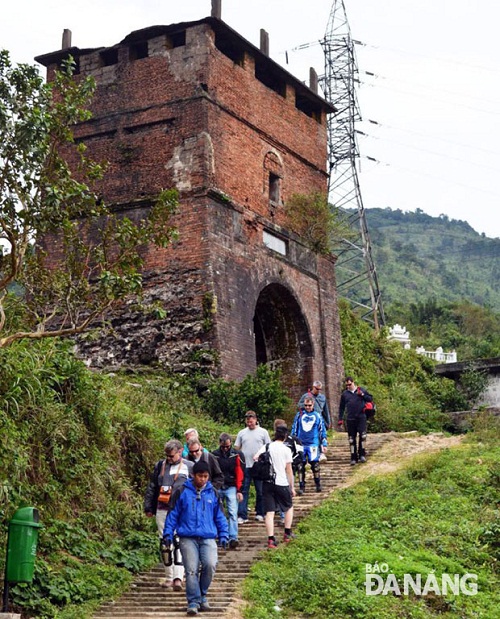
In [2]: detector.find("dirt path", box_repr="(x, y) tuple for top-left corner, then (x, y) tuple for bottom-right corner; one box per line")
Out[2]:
(342, 431), (465, 487)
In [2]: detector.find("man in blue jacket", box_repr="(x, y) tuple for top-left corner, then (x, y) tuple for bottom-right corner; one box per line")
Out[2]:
(291, 397), (328, 494)
(163, 460), (229, 616)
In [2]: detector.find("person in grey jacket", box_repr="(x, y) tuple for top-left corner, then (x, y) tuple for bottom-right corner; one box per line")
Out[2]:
(144, 439), (193, 590)
(298, 380), (331, 428)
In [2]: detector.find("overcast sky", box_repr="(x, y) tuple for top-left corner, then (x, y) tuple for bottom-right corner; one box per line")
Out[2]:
(2, 0), (499, 239)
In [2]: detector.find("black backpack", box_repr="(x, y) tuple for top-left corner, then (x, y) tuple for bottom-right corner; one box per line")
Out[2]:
(252, 444), (275, 482)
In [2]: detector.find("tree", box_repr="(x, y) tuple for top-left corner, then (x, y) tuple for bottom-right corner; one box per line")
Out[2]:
(0, 51), (178, 348)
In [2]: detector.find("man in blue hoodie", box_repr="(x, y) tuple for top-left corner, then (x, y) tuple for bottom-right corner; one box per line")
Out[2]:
(163, 460), (229, 616)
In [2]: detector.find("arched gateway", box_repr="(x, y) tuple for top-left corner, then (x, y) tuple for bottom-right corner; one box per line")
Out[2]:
(253, 284), (313, 400)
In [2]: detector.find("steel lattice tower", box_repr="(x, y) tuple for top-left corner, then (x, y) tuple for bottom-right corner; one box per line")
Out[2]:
(320, 0), (385, 329)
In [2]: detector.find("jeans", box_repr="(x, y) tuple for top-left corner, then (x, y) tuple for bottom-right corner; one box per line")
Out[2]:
(179, 537), (218, 607)
(218, 486), (239, 540)
(238, 467), (264, 519)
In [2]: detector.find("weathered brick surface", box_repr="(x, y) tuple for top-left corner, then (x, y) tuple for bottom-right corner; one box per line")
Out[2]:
(36, 17), (344, 406)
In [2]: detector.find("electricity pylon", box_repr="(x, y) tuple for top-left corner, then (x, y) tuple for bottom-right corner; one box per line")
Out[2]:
(320, 0), (385, 329)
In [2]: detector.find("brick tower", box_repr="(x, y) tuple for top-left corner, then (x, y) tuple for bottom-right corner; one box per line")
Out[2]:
(35, 14), (345, 406)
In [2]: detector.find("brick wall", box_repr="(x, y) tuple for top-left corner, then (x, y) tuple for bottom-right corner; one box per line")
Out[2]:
(37, 17), (344, 409)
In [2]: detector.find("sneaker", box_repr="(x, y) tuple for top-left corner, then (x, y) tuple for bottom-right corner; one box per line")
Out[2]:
(199, 600), (211, 612)
(255, 514), (264, 522)
(229, 539), (239, 549)
(283, 532), (296, 543)
(297, 486), (304, 496)
(360, 455), (367, 463)
(187, 604), (199, 616)
(173, 578), (183, 591)
(315, 485), (323, 493)
(350, 458), (357, 466)
(267, 538), (278, 549)
(237, 517), (249, 524)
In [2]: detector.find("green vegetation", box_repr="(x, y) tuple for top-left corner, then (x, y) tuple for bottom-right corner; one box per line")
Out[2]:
(203, 364), (292, 428)
(338, 301), (466, 431)
(0, 50), (178, 348)
(364, 207), (500, 308)
(284, 192), (354, 255)
(243, 416), (500, 618)
(0, 338), (237, 618)
(387, 298), (500, 361)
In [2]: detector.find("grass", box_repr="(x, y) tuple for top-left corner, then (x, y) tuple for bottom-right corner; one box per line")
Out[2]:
(242, 423), (499, 619)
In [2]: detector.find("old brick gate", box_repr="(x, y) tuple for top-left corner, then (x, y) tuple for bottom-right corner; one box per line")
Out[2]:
(35, 14), (345, 405)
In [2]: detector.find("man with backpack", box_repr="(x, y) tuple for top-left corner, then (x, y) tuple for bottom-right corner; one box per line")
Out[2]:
(338, 376), (374, 465)
(254, 425), (296, 548)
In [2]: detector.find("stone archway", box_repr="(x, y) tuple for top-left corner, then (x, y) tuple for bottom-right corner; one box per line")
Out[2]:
(253, 283), (313, 402)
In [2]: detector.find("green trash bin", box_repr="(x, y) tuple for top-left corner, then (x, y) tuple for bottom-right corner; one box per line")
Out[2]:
(5, 507), (43, 583)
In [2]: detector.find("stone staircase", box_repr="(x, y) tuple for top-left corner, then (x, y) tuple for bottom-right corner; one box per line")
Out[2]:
(93, 433), (392, 619)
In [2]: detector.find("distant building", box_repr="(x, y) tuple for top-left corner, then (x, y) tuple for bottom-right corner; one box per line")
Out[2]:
(388, 324), (411, 349)
(388, 325), (457, 363)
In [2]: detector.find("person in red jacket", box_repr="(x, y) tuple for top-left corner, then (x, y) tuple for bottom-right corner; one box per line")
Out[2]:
(212, 433), (245, 548)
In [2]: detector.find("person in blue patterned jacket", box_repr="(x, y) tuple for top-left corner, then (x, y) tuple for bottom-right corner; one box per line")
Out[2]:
(291, 396), (328, 495)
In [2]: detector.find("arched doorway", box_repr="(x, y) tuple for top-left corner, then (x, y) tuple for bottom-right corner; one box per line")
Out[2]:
(253, 283), (313, 402)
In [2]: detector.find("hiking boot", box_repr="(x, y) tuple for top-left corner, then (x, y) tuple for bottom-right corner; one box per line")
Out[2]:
(350, 458), (357, 466)
(315, 484), (323, 492)
(267, 538), (278, 549)
(297, 484), (305, 496)
(360, 455), (367, 463)
(187, 604), (199, 616)
(229, 539), (239, 549)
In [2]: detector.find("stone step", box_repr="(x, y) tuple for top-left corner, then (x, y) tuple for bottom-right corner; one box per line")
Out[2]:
(93, 433), (392, 618)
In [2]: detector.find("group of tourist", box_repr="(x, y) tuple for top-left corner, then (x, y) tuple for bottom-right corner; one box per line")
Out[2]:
(144, 376), (373, 616)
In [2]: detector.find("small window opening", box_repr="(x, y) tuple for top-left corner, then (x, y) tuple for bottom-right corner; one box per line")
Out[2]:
(167, 30), (186, 49)
(129, 42), (149, 61)
(100, 48), (118, 67)
(269, 173), (280, 204)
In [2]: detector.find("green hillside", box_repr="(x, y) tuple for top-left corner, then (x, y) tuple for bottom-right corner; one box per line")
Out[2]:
(363, 208), (500, 307)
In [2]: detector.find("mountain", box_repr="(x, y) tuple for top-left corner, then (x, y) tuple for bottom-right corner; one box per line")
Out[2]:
(363, 208), (500, 308)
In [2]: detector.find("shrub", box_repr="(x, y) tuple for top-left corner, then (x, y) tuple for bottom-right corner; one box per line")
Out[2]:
(203, 365), (292, 428)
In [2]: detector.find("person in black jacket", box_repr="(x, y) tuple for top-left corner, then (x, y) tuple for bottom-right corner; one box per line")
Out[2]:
(186, 438), (224, 491)
(338, 376), (373, 465)
(212, 433), (245, 549)
(144, 439), (193, 590)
